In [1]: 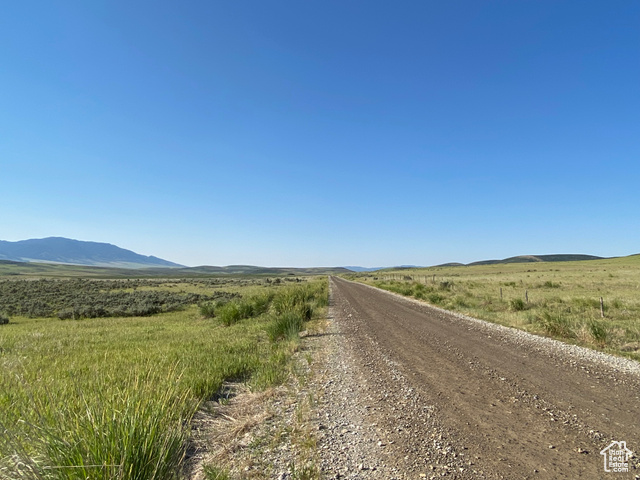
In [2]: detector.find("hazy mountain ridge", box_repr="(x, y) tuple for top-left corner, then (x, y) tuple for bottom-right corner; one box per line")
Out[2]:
(466, 254), (604, 266)
(183, 265), (350, 275)
(432, 254), (604, 267)
(354, 255), (607, 271)
(0, 237), (611, 275)
(0, 238), (351, 276)
(343, 266), (384, 272)
(0, 259), (350, 277)
(0, 237), (182, 268)
(345, 265), (425, 272)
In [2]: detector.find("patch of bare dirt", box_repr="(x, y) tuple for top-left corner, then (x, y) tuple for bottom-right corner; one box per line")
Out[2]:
(184, 330), (325, 479)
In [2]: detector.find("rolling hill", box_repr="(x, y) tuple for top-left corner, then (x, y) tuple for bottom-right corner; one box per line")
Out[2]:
(466, 254), (604, 266)
(0, 260), (350, 278)
(0, 237), (183, 268)
(0, 238), (351, 277)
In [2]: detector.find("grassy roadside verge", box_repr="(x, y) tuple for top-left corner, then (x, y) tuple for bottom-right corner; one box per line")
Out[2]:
(347, 256), (640, 362)
(197, 314), (328, 480)
(0, 278), (328, 480)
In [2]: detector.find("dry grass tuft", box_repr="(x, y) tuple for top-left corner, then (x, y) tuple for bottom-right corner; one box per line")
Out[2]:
(185, 382), (284, 480)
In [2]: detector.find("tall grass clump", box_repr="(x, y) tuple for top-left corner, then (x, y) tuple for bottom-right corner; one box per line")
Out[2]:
(216, 302), (242, 326)
(267, 282), (328, 341)
(207, 292), (275, 326)
(249, 292), (274, 316)
(587, 319), (609, 347)
(534, 311), (575, 338)
(203, 465), (231, 480)
(0, 365), (196, 480)
(267, 311), (305, 341)
(509, 298), (527, 311)
(272, 283), (326, 318)
(199, 300), (226, 318)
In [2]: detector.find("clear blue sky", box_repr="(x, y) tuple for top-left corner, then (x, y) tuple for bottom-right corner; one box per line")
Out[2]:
(2, 1), (639, 267)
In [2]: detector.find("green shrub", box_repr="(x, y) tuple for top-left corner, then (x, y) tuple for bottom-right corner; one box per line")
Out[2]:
(199, 302), (217, 318)
(299, 301), (315, 320)
(237, 300), (255, 319)
(250, 293), (274, 315)
(217, 302), (242, 326)
(400, 285), (413, 295)
(202, 294), (270, 323)
(272, 284), (321, 315)
(439, 281), (454, 290)
(211, 288), (317, 328)
(428, 293), (445, 305)
(204, 465), (231, 480)
(571, 297), (600, 310)
(588, 319), (609, 347)
(0, 314), (8, 325)
(267, 312), (305, 341)
(453, 296), (468, 308)
(510, 298), (527, 311)
(536, 312), (574, 338)
(2, 367), (196, 480)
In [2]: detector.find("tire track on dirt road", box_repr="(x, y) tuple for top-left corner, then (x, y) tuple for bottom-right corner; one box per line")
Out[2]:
(325, 277), (640, 479)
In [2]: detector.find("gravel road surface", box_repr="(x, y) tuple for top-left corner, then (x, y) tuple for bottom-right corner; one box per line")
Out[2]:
(315, 277), (640, 479)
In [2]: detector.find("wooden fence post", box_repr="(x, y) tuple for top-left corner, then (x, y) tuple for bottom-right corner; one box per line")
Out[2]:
(600, 297), (605, 318)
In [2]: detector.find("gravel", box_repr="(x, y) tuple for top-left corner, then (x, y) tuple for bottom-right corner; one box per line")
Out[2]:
(306, 281), (480, 479)
(360, 281), (640, 378)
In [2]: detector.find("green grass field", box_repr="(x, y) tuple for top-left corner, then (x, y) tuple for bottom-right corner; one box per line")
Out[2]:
(348, 255), (640, 361)
(0, 277), (328, 479)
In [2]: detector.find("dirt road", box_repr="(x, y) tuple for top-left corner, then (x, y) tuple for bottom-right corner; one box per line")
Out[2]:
(320, 277), (639, 479)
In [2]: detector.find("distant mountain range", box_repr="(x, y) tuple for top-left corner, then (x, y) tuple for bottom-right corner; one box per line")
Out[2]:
(0, 238), (610, 275)
(0, 238), (350, 276)
(436, 254), (604, 267)
(343, 266), (384, 272)
(0, 237), (183, 268)
(0, 260), (351, 277)
(344, 265), (424, 272)
(182, 265), (349, 275)
(347, 255), (606, 272)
